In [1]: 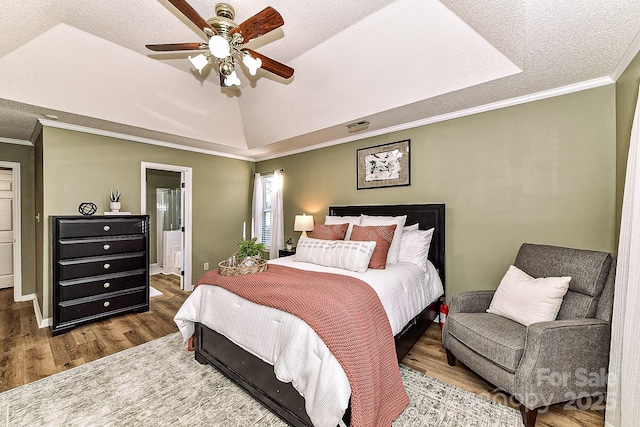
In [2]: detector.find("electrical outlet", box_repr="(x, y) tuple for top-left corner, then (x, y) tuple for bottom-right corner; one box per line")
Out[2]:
(203, 262), (209, 270)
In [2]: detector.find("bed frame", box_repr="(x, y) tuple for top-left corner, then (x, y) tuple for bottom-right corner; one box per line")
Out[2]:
(194, 203), (445, 426)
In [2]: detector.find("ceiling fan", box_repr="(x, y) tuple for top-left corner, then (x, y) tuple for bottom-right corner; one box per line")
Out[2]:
(147, 0), (294, 88)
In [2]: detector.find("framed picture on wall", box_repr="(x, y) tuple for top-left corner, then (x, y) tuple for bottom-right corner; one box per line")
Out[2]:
(356, 139), (410, 190)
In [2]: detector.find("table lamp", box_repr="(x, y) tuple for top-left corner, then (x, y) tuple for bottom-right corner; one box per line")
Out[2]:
(294, 214), (314, 237)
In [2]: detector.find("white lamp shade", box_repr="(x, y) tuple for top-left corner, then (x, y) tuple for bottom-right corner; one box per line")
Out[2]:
(294, 214), (314, 236)
(188, 54), (209, 73)
(242, 54), (262, 76)
(224, 70), (241, 86)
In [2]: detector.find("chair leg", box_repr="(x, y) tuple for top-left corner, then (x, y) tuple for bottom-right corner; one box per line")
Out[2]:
(445, 348), (456, 366)
(519, 405), (538, 427)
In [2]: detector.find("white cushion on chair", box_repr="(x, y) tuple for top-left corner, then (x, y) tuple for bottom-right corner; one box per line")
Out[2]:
(487, 265), (571, 326)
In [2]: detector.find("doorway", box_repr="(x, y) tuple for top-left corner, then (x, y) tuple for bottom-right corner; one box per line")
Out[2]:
(0, 162), (22, 302)
(141, 162), (193, 291)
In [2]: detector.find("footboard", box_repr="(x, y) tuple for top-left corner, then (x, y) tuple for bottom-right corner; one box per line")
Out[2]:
(194, 322), (313, 427)
(194, 299), (441, 427)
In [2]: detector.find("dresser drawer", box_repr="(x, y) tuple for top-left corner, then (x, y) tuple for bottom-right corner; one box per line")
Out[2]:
(58, 252), (146, 281)
(57, 218), (146, 238)
(57, 288), (147, 324)
(58, 270), (147, 301)
(58, 235), (146, 259)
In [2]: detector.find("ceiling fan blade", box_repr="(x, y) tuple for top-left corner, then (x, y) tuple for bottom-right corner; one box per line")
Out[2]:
(231, 7), (284, 42)
(243, 49), (294, 79)
(167, 0), (217, 34)
(146, 42), (206, 52)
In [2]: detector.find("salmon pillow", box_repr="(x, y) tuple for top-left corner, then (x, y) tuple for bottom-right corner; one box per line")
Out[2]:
(350, 224), (397, 269)
(312, 223), (348, 240)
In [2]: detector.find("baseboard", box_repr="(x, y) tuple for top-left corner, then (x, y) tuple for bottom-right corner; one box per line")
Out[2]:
(149, 263), (162, 275)
(33, 297), (52, 328)
(20, 292), (35, 302)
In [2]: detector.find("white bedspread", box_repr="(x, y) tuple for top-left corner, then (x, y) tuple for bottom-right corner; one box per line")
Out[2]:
(174, 258), (443, 427)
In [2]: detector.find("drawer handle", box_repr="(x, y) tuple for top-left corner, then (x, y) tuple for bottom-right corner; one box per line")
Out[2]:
(103, 263), (111, 270)
(103, 301), (110, 308)
(103, 244), (111, 251)
(103, 225), (110, 232)
(103, 282), (110, 289)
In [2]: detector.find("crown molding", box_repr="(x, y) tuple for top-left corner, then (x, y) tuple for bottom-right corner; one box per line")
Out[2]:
(610, 30), (640, 81)
(37, 119), (255, 162)
(0, 137), (33, 146)
(255, 76), (615, 161)
(30, 76), (616, 163)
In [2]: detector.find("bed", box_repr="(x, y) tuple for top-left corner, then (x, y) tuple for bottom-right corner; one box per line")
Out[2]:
(174, 203), (445, 427)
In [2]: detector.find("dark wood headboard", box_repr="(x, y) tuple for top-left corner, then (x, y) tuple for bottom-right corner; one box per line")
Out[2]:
(328, 204), (445, 286)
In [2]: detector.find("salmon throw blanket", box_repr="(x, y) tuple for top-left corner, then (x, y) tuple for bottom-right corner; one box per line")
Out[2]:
(195, 264), (409, 427)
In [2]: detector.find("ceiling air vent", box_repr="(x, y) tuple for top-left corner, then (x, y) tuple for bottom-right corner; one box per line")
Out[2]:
(346, 120), (370, 134)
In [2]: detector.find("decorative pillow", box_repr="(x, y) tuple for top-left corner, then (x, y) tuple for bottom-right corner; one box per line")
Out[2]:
(403, 223), (419, 232)
(325, 215), (361, 240)
(312, 223), (348, 240)
(398, 228), (434, 272)
(487, 265), (572, 326)
(350, 224), (397, 269)
(293, 236), (376, 273)
(360, 215), (407, 264)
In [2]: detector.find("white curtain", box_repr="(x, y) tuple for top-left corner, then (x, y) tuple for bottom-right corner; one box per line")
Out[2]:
(252, 173), (263, 243)
(606, 86), (640, 426)
(270, 170), (284, 259)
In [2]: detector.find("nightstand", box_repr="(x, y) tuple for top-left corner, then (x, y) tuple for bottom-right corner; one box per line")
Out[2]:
(279, 247), (296, 257)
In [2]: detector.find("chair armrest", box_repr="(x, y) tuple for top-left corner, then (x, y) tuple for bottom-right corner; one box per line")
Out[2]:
(515, 318), (611, 408)
(449, 290), (496, 314)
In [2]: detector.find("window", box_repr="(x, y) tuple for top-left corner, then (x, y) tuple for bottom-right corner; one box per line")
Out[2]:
(260, 174), (274, 248)
(252, 170), (282, 256)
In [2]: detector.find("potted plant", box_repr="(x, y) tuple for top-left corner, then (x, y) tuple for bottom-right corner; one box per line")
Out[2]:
(109, 188), (121, 212)
(235, 237), (266, 265)
(285, 237), (293, 250)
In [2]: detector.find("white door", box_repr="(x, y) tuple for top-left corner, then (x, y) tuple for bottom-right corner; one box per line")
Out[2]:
(0, 169), (14, 289)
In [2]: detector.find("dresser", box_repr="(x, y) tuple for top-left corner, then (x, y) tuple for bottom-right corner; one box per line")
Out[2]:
(51, 215), (150, 335)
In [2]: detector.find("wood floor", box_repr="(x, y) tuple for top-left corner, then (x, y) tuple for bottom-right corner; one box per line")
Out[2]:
(1, 276), (604, 426)
(0, 273), (187, 393)
(403, 328), (605, 427)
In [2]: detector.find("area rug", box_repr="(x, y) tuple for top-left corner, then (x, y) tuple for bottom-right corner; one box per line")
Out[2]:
(0, 333), (521, 427)
(149, 285), (163, 297)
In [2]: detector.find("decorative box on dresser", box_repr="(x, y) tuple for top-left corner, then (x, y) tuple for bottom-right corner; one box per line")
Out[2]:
(51, 215), (150, 335)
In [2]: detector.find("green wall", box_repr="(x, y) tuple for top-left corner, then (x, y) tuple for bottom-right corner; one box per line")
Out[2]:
(257, 85), (617, 299)
(0, 142), (36, 296)
(615, 49), (640, 238)
(38, 127), (254, 318)
(7, 57), (638, 318)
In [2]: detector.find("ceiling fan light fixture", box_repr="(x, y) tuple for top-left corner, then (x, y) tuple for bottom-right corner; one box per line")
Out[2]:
(225, 70), (241, 86)
(208, 35), (231, 59)
(242, 54), (262, 76)
(188, 53), (210, 73)
(147, 2), (294, 88)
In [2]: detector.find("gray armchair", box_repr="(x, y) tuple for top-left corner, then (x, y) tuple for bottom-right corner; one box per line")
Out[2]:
(442, 243), (615, 427)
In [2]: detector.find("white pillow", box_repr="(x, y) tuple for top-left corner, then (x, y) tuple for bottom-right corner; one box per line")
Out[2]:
(398, 228), (434, 273)
(325, 215), (361, 240)
(360, 215), (407, 264)
(293, 236), (376, 273)
(487, 265), (571, 326)
(403, 223), (419, 232)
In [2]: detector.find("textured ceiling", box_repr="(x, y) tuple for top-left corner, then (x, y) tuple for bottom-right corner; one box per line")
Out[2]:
(1, 0), (639, 160)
